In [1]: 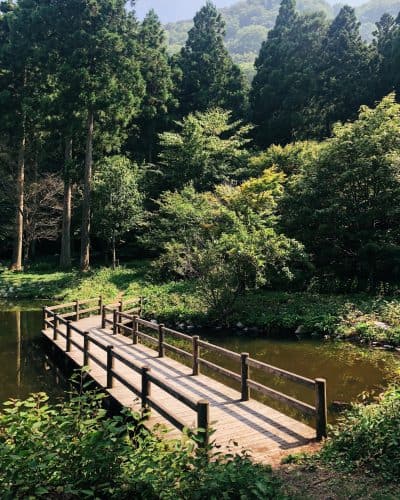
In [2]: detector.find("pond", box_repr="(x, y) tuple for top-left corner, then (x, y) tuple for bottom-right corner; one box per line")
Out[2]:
(0, 302), (398, 424)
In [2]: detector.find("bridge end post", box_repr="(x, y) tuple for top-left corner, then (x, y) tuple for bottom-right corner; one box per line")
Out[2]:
(192, 336), (200, 376)
(241, 353), (250, 401)
(197, 400), (210, 449)
(106, 345), (114, 389)
(315, 378), (327, 440)
(158, 324), (165, 358)
(42, 307), (46, 330)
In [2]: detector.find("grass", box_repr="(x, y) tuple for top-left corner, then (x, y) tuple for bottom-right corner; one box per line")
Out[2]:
(2, 260), (400, 345)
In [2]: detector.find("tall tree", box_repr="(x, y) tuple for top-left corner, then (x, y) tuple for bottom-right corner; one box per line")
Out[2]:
(314, 6), (373, 135)
(133, 9), (175, 163)
(0, 0), (47, 270)
(51, 0), (144, 271)
(250, 0), (327, 147)
(373, 12), (400, 100)
(176, 1), (248, 118)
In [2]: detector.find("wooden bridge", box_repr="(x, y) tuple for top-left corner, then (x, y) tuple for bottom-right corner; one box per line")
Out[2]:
(42, 297), (328, 463)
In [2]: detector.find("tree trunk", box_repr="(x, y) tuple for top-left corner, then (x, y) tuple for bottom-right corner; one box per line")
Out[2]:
(112, 231), (116, 270)
(9, 134), (25, 271)
(60, 138), (73, 268)
(80, 111), (94, 272)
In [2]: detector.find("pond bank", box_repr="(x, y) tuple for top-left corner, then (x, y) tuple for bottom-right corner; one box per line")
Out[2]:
(2, 261), (400, 348)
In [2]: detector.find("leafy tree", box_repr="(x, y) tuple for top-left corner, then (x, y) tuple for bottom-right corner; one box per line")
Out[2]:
(176, 1), (248, 118)
(156, 108), (252, 193)
(373, 13), (400, 99)
(250, 0), (327, 146)
(313, 6), (373, 136)
(150, 175), (305, 318)
(133, 9), (176, 163)
(51, 0), (144, 271)
(283, 94), (400, 289)
(0, 0), (47, 270)
(92, 156), (142, 269)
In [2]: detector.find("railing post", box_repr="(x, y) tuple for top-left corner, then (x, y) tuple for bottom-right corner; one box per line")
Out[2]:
(141, 366), (151, 410)
(101, 306), (106, 329)
(112, 309), (117, 335)
(197, 400), (210, 448)
(53, 314), (58, 340)
(42, 307), (46, 330)
(133, 315), (139, 345)
(106, 345), (114, 389)
(118, 301), (123, 334)
(315, 378), (327, 440)
(241, 353), (250, 401)
(139, 296), (144, 316)
(192, 336), (200, 376)
(75, 299), (79, 321)
(83, 332), (89, 366)
(66, 320), (72, 352)
(158, 324), (165, 358)
(98, 295), (103, 315)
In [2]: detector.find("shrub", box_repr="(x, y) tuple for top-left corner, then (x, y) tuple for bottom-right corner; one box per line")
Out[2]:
(0, 376), (284, 499)
(320, 386), (400, 481)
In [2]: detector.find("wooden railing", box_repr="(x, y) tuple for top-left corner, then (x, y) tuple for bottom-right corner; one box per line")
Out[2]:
(43, 301), (209, 446)
(43, 299), (327, 440)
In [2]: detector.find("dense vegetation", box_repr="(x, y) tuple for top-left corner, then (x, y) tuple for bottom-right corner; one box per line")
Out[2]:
(165, 0), (400, 78)
(0, 380), (283, 498)
(1, 0), (400, 323)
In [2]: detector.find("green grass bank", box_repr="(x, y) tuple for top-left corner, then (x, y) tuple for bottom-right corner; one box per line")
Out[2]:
(2, 260), (400, 347)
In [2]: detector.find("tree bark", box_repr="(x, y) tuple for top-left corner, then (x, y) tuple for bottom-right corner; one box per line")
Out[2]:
(60, 138), (73, 268)
(112, 231), (116, 270)
(9, 134), (26, 271)
(80, 111), (94, 272)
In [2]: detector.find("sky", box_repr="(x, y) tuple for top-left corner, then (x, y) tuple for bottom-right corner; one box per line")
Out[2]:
(134, 0), (238, 23)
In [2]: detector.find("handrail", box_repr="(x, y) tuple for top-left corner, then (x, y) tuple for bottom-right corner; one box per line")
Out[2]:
(43, 299), (328, 440)
(42, 307), (210, 446)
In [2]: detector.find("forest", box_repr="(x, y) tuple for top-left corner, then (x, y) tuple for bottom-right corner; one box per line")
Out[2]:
(1, 0), (399, 291)
(166, 0), (400, 78)
(1, 0), (400, 497)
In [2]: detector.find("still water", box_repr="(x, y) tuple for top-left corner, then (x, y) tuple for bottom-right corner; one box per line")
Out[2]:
(0, 302), (398, 423)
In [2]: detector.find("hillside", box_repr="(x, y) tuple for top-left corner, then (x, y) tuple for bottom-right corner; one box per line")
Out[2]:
(165, 0), (400, 79)
(135, 0), (238, 22)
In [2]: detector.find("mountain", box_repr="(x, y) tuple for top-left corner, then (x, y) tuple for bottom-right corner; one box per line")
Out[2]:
(135, 0), (238, 23)
(165, 0), (400, 79)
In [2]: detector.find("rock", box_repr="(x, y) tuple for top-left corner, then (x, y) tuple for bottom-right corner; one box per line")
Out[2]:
(324, 335), (330, 341)
(236, 322), (244, 329)
(383, 344), (395, 351)
(374, 321), (389, 330)
(295, 325), (304, 335)
(331, 401), (351, 412)
(187, 325), (195, 331)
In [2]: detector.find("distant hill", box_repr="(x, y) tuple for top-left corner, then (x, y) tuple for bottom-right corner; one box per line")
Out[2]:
(165, 0), (400, 80)
(135, 0), (238, 23)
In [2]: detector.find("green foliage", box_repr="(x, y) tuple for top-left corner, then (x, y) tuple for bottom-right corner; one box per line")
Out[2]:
(156, 108), (252, 192)
(133, 9), (176, 162)
(320, 386), (400, 481)
(148, 174), (306, 319)
(283, 94), (400, 288)
(0, 385), (284, 498)
(92, 155), (142, 263)
(175, 1), (248, 118)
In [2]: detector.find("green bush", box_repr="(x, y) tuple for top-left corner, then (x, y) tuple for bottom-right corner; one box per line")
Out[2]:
(320, 386), (400, 480)
(0, 377), (284, 499)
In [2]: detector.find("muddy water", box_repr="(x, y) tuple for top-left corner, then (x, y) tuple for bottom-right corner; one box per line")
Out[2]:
(0, 303), (397, 424)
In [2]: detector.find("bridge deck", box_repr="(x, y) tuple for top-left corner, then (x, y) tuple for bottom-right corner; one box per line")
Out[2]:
(42, 314), (315, 463)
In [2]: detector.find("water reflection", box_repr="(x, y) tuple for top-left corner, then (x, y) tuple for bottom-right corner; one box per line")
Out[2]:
(0, 305), (66, 403)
